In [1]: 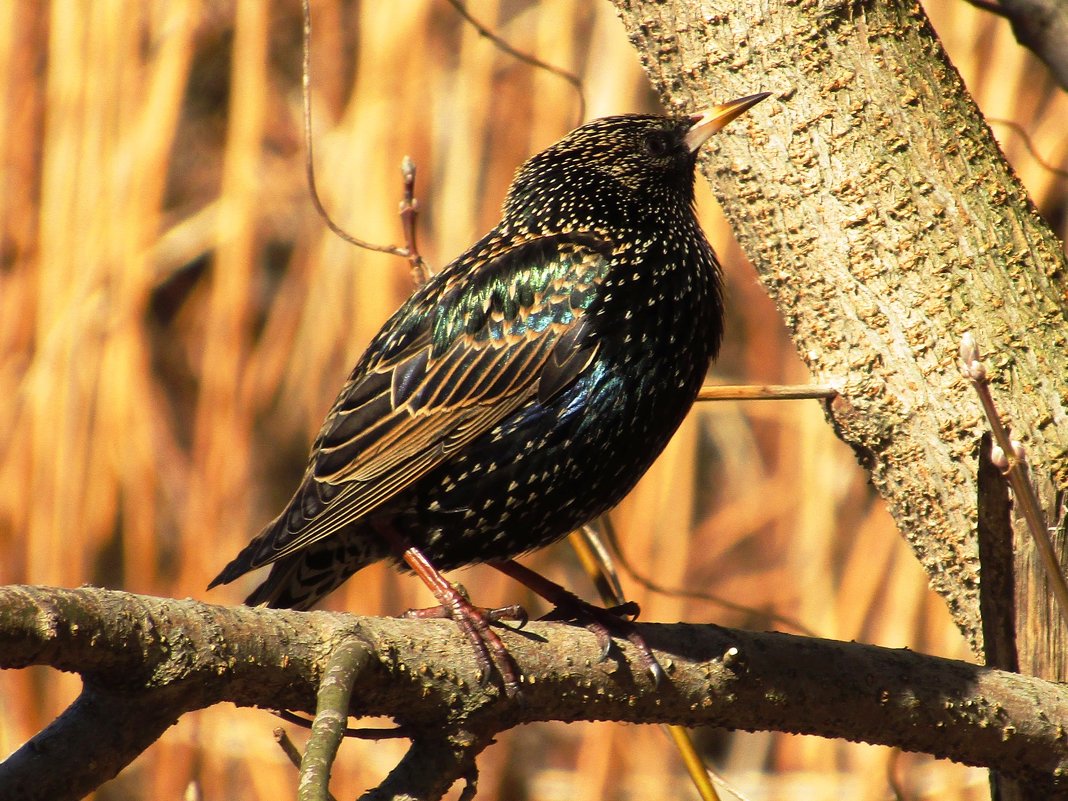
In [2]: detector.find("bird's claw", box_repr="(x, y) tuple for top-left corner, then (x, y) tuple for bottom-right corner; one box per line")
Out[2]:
(402, 597), (523, 698)
(485, 603), (528, 630)
(541, 597), (663, 684)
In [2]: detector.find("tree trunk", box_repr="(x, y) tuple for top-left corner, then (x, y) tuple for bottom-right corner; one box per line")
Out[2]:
(612, 0), (1068, 792)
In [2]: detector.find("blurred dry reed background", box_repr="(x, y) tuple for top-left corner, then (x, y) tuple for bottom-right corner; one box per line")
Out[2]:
(1, 1), (1066, 799)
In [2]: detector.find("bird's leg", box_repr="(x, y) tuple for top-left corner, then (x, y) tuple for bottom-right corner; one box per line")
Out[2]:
(490, 559), (664, 686)
(398, 545), (523, 698)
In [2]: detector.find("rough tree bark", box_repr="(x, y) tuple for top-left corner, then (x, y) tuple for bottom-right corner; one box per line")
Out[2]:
(611, 0), (1068, 688)
(611, 0), (1068, 796)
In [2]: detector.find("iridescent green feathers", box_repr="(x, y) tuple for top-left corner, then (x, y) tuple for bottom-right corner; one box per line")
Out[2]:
(210, 232), (613, 580)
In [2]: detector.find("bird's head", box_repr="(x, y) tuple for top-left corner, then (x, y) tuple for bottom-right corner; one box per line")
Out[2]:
(502, 93), (770, 232)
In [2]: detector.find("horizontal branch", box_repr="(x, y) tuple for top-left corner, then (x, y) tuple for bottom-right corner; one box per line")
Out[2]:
(2, 585), (1066, 799)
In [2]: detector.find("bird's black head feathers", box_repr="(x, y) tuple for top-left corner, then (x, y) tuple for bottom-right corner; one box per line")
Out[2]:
(502, 114), (703, 233)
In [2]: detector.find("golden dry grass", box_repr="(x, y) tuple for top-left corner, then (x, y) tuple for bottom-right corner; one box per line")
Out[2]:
(1, 1), (1065, 799)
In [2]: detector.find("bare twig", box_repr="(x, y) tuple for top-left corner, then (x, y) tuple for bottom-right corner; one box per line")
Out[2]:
(299, 637), (373, 801)
(570, 527), (722, 801)
(959, 333), (1068, 632)
(664, 723), (730, 801)
(301, 0), (425, 267)
(400, 156), (431, 285)
(274, 708), (412, 740)
(303, 0), (410, 257)
(697, 383), (838, 402)
(571, 523), (629, 607)
(988, 118), (1068, 179)
(598, 515), (819, 637)
(445, 0), (586, 126)
(274, 727), (306, 770)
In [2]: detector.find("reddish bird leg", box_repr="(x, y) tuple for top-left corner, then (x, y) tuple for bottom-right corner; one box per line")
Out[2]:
(491, 559), (664, 686)
(399, 545), (524, 698)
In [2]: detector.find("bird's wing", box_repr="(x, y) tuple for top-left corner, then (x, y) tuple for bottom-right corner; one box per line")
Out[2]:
(214, 232), (613, 580)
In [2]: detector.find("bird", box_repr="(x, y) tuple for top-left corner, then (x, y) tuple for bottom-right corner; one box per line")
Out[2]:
(210, 93), (770, 695)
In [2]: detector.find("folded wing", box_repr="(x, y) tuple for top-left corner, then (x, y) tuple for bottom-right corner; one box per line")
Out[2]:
(210, 232), (613, 586)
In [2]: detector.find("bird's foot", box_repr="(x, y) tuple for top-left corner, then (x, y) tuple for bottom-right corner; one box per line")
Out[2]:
(541, 595), (664, 686)
(404, 601), (527, 628)
(399, 546), (525, 698)
(491, 560), (665, 686)
(402, 590), (524, 698)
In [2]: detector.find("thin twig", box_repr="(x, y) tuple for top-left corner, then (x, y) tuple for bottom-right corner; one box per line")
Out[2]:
(445, 0), (586, 126)
(274, 728), (306, 770)
(959, 333), (1068, 632)
(569, 526), (723, 801)
(300, 0), (410, 257)
(987, 118), (1068, 179)
(273, 708), (412, 740)
(664, 724), (730, 801)
(598, 515), (820, 637)
(400, 156), (432, 285)
(699, 764), (755, 801)
(571, 524), (629, 607)
(697, 384), (838, 402)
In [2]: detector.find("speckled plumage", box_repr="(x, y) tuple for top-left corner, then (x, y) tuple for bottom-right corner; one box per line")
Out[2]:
(211, 101), (765, 611)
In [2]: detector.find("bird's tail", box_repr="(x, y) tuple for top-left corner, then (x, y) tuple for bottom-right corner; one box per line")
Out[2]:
(241, 539), (376, 610)
(209, 520), (380, 611)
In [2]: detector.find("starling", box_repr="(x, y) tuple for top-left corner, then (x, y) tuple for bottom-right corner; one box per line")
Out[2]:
(211, 93), (770, 692)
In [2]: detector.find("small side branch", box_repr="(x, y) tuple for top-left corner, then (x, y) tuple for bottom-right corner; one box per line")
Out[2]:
(445, 0), (586, 125)
(299, 637), (374, 801)
(399, 156), (431, 285)
(360, 731), (486, 801)
(960, 333), (1068, 632)
(300, 0), (430, 270)
(696, 384), (838, 401)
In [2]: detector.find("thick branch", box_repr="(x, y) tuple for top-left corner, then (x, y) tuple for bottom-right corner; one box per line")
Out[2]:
(989, 0), (1068, 90)
(2, 585), (1067, 800)
(0, 683), (183, 800)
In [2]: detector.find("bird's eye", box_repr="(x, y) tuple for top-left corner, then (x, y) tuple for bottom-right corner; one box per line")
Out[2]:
(643, 131), (673, 158)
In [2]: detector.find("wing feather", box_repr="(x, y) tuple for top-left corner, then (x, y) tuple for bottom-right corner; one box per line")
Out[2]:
(225, 233), (613, 572)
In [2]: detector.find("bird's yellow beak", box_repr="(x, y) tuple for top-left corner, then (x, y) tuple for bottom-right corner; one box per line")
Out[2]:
(684, 92), (772, 152)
